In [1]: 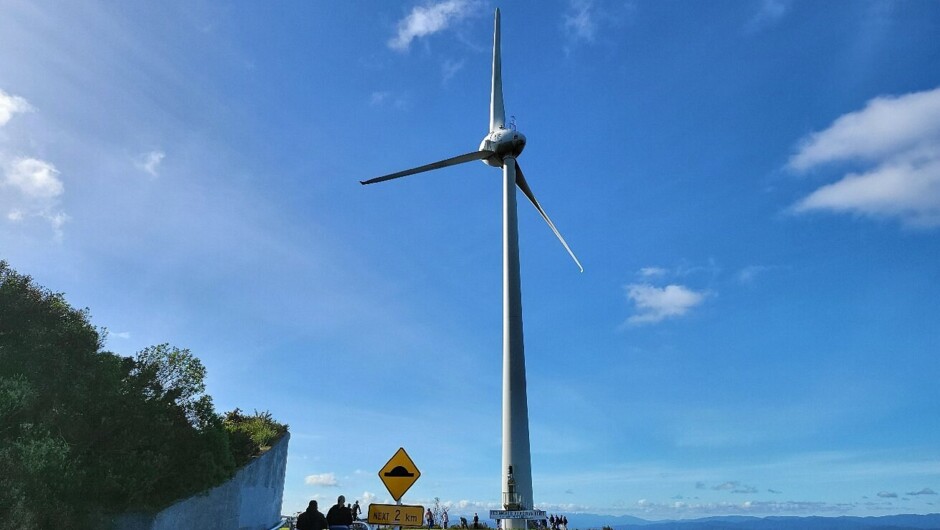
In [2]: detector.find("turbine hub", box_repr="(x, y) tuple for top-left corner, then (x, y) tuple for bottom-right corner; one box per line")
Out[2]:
(480, 127), (526, 167)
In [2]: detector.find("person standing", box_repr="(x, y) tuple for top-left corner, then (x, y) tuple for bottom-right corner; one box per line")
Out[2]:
(297, 500), (328, 530)
(472, 513), (479, 529)
(327, 495), (353, 530)
(442, 509), (449, 529)
(426, 508), (434, 529)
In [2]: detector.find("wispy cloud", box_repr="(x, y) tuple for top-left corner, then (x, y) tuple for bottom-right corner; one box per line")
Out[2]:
(369, 91), (408, 110)
(745, 0), (790, 33)
(389, 0), (476, 52)
(562, 0), (635, 51)
(877, 491), (898, 498)
(370, 91), (391, 106)
(136, 150), (165, 177)
(0, 89), (32, 126)
(639, 266), (668, 277)
(442, 58), (465, 83)
(563, 0), (599, 43)
(736, 265), (774, 285)
(789, 86), (940, 227)
(624, 283), (707, 325)
(305, 473), (340, 487)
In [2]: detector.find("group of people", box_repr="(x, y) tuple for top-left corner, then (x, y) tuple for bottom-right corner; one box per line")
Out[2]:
(298, 500), (564, 530)
(545, 514), (568, 530)
(459, 513), (479, 529)
(296, 495), (362, 530)
(424, 508), (450, 529)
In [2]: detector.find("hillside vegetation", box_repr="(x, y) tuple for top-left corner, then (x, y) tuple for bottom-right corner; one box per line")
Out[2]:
(0, 261), (287, 529)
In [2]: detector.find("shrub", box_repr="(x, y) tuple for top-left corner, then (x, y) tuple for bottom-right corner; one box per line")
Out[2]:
(223, 408), (288, 466)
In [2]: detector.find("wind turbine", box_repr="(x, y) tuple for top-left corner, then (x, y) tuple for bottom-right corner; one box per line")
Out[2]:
(362, 9), (581, 523)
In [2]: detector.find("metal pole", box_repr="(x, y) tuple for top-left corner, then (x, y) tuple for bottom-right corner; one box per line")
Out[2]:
(502, 157), (532, 530)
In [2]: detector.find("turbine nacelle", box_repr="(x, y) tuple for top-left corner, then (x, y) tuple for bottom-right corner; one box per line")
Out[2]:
(480, 127), (527, 167)
(361, 7), (581, 272)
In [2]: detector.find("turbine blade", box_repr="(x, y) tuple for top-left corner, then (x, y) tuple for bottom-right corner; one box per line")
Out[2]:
(489, 8), (505, 132)
(514, 161), (583, 272)
(361, 150), (494, 185)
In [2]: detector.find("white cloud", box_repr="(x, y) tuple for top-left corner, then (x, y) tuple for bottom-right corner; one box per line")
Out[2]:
(305, 473), (339, 487)
(0, 89), (32, 126)
(0, 91), (67, 237)
(136, 150), (165, 177)
(625, 283), (706, 325)
(793, 153), (940, 226)
(789, 86), (940, 227)
(2, 157), (69, 237)
(4, 158), (63, 199)
(360, 491), (377, 505)
(789, 87), (940, 171)
(388, 0), (475, 51)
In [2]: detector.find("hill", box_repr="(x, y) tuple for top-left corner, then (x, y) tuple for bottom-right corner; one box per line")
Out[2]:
(593, 513), (940, 530)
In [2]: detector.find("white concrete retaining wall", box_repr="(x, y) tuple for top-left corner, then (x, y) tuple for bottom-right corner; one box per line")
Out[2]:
(115, 432), (289, 530)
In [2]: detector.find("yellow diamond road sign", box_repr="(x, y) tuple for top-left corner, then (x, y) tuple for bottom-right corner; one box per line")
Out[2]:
(379, 447), (421, 501)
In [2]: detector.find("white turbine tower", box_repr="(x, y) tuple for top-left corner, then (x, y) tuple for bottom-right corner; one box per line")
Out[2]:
(362, 9), (581, 525)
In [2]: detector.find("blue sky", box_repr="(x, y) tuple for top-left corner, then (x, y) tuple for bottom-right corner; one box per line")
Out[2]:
(2, 0), (940, 521)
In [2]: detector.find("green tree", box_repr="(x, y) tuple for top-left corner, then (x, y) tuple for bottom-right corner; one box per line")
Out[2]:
(0, 261), (239, 528)
(1, 261), (104, 528)
(133, 344), (214, 428)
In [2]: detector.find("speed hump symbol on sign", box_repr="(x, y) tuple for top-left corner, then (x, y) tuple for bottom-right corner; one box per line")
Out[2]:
(379, 447), (421, 501)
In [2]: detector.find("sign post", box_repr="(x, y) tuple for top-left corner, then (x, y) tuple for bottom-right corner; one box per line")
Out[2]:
(369, 447), (424, 528)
